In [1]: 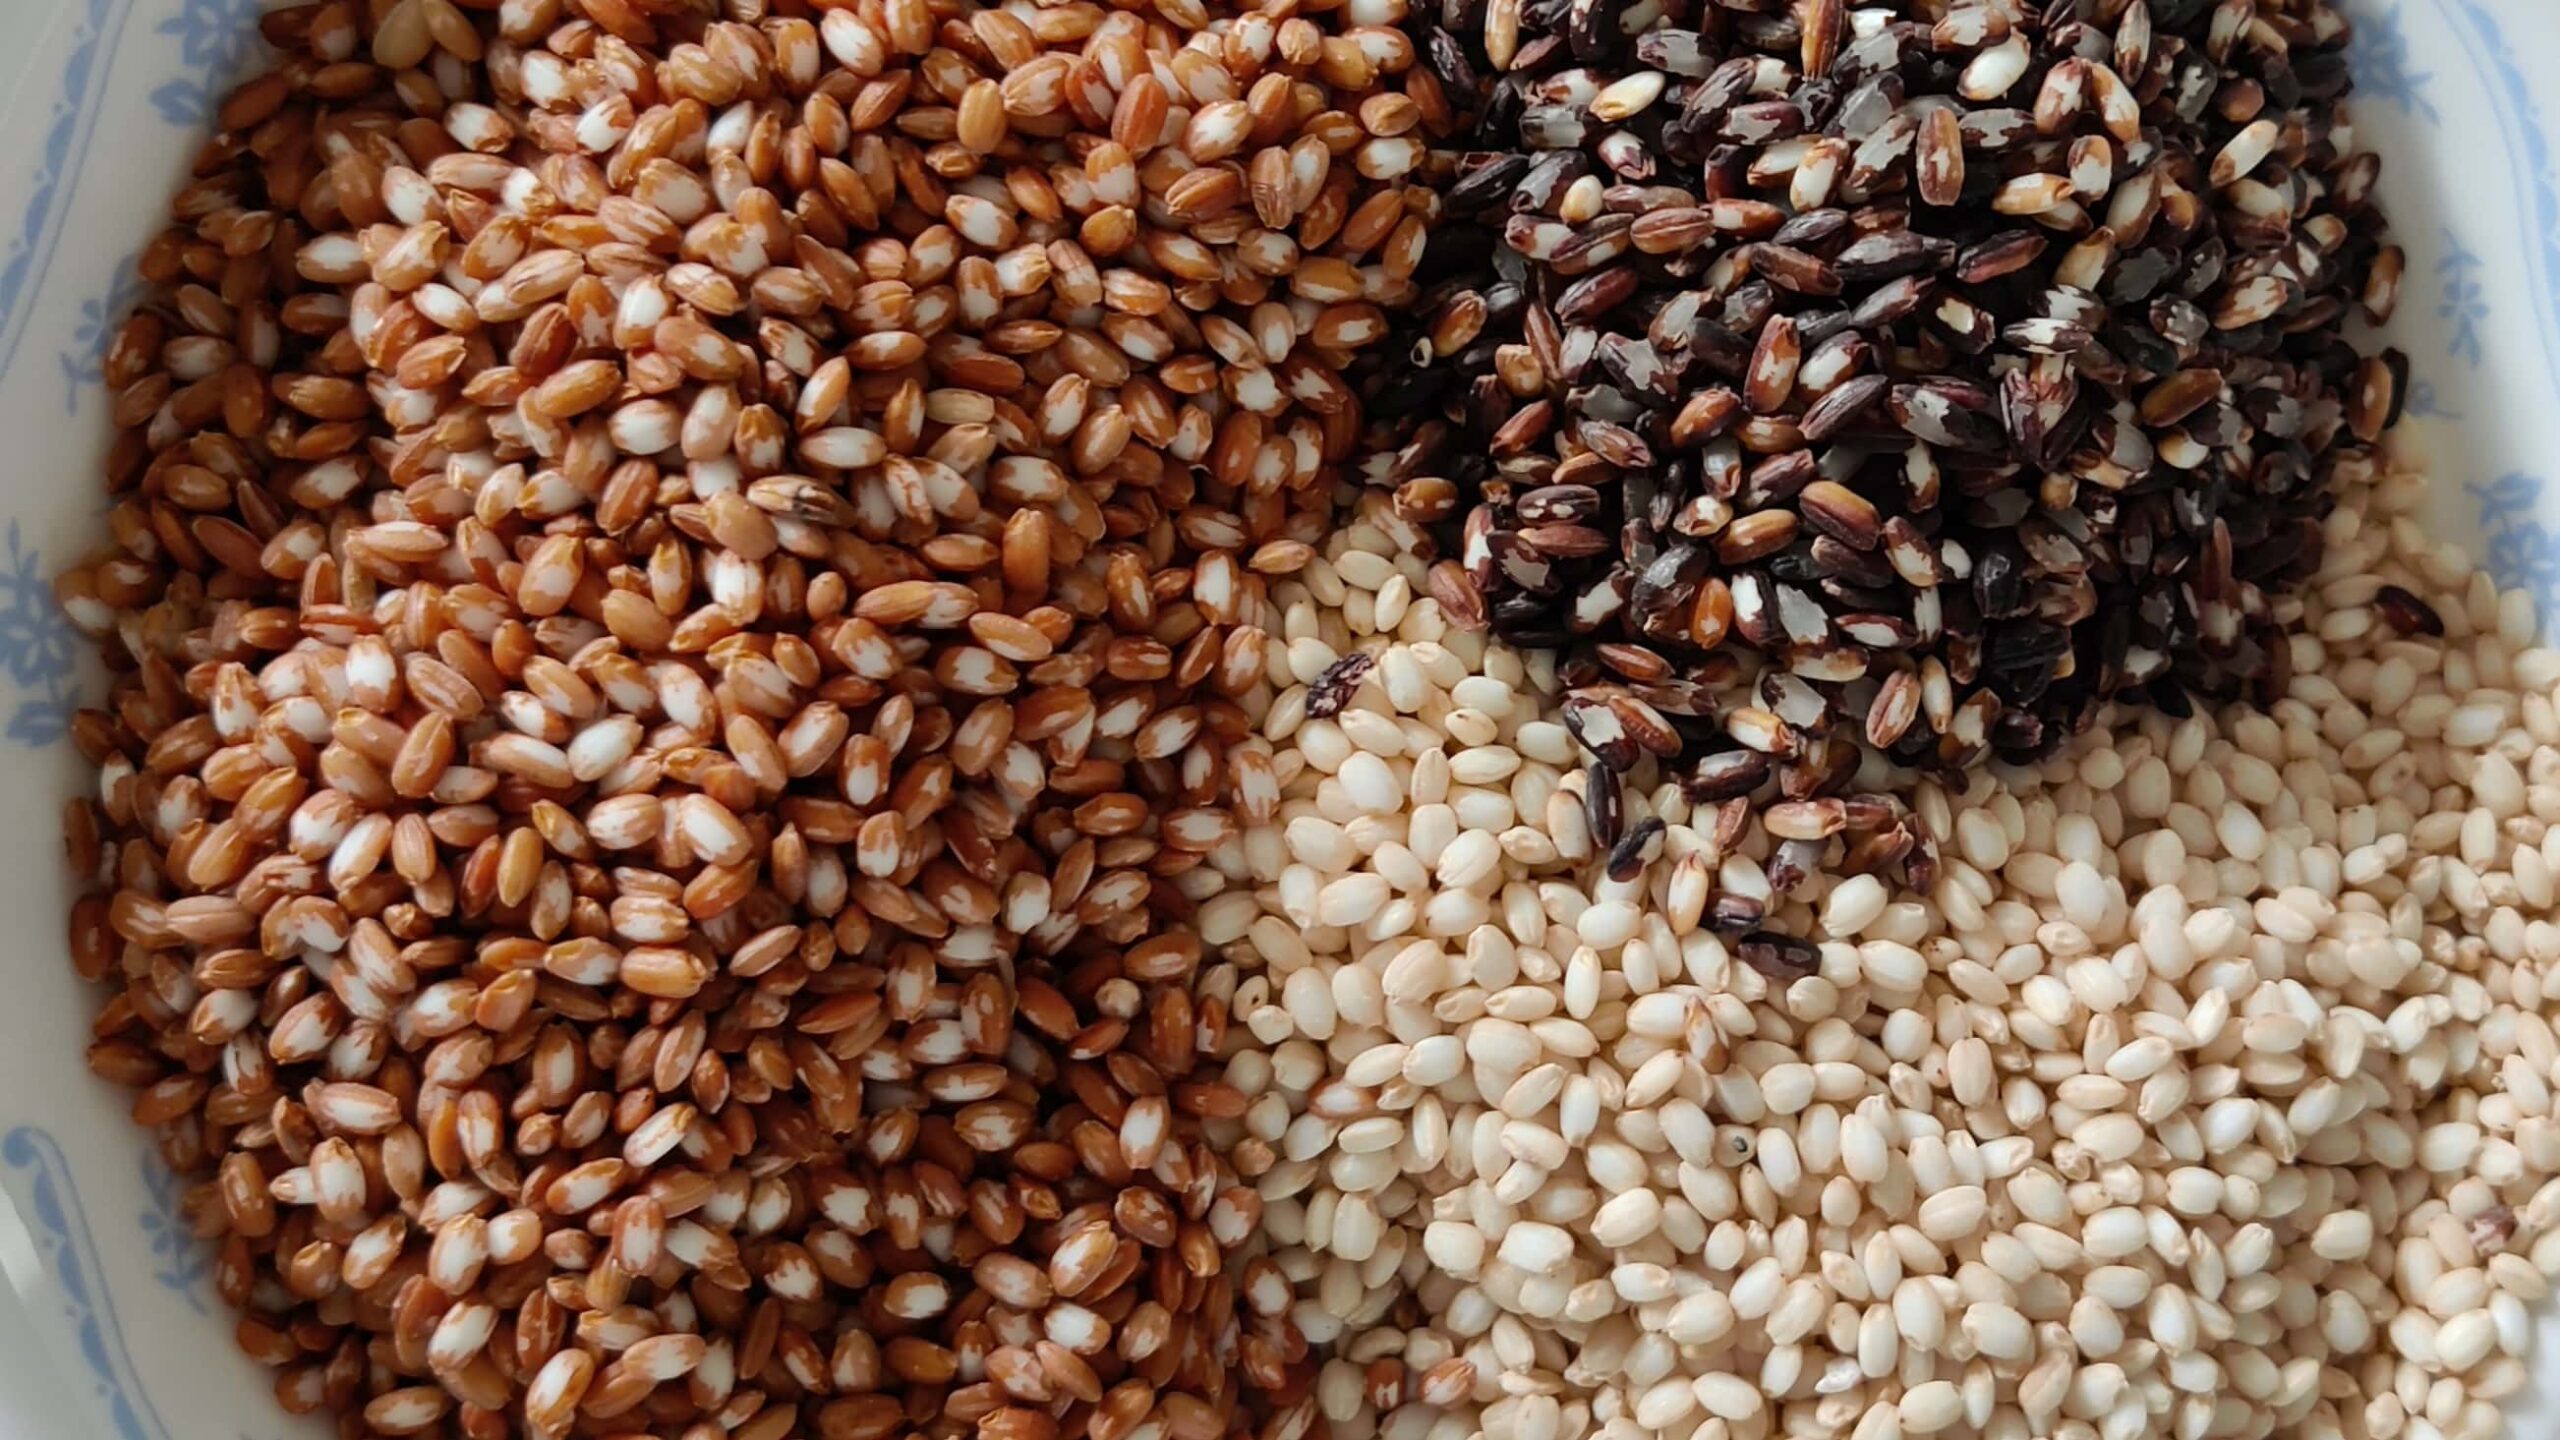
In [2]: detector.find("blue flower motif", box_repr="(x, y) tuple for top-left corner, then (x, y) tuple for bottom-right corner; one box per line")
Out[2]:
(2402, 379), (2459, 419)
(2349, 1), (2438, 122)
(134, 1151), (209, 1316)
(2471, 474), (2560, 627)
(57, 251), (147, 412)
(0, 0), (131, 382)
(145, 0), (266, 129)
(2474, 471), (2541, 527)
(0, 522), (74, 684)
(0, 521), (78, 747)
(2437, 227), (2488, 368)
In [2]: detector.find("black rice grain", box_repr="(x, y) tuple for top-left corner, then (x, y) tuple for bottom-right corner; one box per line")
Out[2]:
(1383, 0), (2406, 860)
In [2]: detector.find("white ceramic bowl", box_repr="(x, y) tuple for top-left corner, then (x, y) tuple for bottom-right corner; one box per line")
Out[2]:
(2, 1), (2559, 1436)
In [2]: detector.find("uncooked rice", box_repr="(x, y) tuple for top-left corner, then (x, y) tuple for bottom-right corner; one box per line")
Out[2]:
(51, 0), (1444, 1436)
(34, 5), (2560, 1440)
(1218, 458), (2560, 1440)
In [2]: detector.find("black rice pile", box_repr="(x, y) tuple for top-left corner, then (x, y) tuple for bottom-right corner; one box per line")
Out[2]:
(1375, 0), (2404, 848)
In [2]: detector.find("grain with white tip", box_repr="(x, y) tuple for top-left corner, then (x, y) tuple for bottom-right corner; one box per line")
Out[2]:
(54, 0), (1454, 1434)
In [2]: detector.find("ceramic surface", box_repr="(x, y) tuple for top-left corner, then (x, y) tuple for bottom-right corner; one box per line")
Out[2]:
(0, 1), (2554, 1435)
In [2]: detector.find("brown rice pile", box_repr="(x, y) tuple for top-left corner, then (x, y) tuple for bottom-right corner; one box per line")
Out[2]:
(53, 0), (1447, 1436)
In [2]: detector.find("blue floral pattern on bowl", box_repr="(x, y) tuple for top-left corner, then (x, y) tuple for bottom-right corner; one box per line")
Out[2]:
(2439, 227), (2488, 369)
(133, 1147), (209, 1316)
(0, 523), (82, 750)
(0, 0), (137, 379)
(2471, 474), (2560, 621)
(1, 1128), (179, 1440)
(58, 255), (147, 413)
(2399, 0), (2560, 629)
(2351, 1), (2438, 120)
(146, 0), (264, 129)
(0, 3), (2556, 1440)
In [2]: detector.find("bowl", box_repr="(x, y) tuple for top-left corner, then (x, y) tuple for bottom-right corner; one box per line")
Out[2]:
(1, 0), (2558, 1436)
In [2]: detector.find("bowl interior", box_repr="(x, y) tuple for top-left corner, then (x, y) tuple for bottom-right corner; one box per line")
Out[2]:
(0, 0), (2557, 1434)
